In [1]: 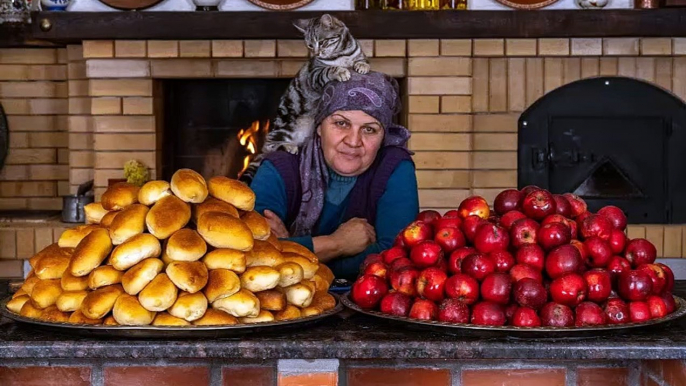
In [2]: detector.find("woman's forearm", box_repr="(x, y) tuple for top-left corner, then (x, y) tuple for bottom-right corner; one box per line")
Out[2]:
(312, 235), (341, 263)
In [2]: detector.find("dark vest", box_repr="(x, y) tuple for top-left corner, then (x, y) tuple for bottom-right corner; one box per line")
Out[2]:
(263, 147), (413, 233)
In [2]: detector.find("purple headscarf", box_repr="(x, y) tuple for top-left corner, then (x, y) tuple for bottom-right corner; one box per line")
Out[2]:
(290, 71), (411, 237)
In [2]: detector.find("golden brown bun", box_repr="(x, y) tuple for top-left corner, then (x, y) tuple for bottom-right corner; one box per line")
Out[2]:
(101, 182), (139, 211)
(19, 301), (44, 319)
(56, 290), (88, 312)
(300, 306), (323, 317)
(311, 275), (330, 293)
(274, 305), (301, 321)
(30, 243), (71, 269)
(301, 280), (316, 293)
(138, 273), (178, 312)
(100, 211), (119, 228)
(246, 240), (284, 268)
(240, 309), (274, 324)
(168, 291), (208, 322)
(69, 228), (113, 277)
(197, 212), (254, 251)
(316, 264), (335, 286)
(192, 308), (238, 326)
(84, 202), (109, 225)
(171, 169), (208, 203)
(165, 229), (207, 262)
(212, 289), (260, 318)
(283, 283), (314, 308)
(20, 276), (40, 296)
(166, 261), (209, 294)
(280, 240), (318, 263)
(255, 290), (286, 311)
(152, 312), (190, 326)
(80, 284), (124, 319)
(103, 315), (119, 326)
(138, 180), (172, 206)
(282, 253), (319, 280)
(192, 197), (239, 224)
(208, 176), (256, 211)
(122, 258), (164, 295)
(88, 265), (124, 290)
(7, 295), (30, 314)
(239, 266), (280, 292)
(30, 279), (63, 309)
(109, 233), (162, 271)
(202, 249), (246, 273)
(39, 305), (70, 323)
(12, 288), (27, 299)
(311, 291), (336, 311)
(240, 211), (270, 241)
(68, 310), (102, 325)
(204, 269), (241, 303)
(113, 293), (156, 326)
(275, 262), (304, 288)
(266, 232), (282, 251)
(34, 249), (72, 280)
(58, 225), (100, 248)
(108, 204), (149, 245)
(146, 195), (191, 239)
(161, 250), (174, 267)
(61, 270), (90, 292)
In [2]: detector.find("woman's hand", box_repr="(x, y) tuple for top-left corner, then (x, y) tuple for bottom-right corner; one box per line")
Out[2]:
(263, 210), (289, 238)
(330, 218), (376, 256)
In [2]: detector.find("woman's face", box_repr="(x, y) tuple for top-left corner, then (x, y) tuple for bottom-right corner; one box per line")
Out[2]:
(318, 110), (385, 177)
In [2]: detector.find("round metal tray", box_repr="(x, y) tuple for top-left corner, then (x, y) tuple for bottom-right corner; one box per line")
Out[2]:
(341, 293), (686, 335)
(0, 294), (343, 339)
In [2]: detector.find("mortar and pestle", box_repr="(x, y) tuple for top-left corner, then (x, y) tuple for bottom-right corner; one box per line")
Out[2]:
(61, 180), (94, 223)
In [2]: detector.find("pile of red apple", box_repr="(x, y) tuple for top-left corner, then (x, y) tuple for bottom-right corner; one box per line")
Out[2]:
(351, 187), (678, 328)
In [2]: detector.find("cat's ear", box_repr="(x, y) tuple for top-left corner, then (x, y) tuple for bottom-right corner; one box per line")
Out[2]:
(320, 14), (334, 28)
(293, 19), (310, 34)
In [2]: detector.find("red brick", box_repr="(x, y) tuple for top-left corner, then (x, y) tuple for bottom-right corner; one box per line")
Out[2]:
(577, 367), (628, 386)
(104, 366), (209, 386)
(278, 372), (337, 386)
(662, 360), (686, 386)
(462, 369), (565, 386)
(0, 366), (91, 386)
(223, 366), (274, 386)
(348, 368), (451, 386)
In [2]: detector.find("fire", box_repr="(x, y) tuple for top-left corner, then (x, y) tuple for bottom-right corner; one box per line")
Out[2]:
(237, 120), (270, 177)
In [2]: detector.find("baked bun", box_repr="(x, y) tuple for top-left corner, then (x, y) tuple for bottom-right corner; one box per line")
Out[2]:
(103, 315), (119, 326)
(207, 176), (255, 211)
(311, 291), (336, 311)
(161, 250), (174, 267)
(166, 261), (208, 294)
(265, 232), (282, 251)
(58, 225), (100, 248)
(20, 276), (40, 296)
(202, 249), (246, 273)
(34, 249), (72, 280)
(56, 290), (88, 312)
(113, 293), (156, 326)
(109, 233), (162, 271)
(101, 182), (139, 211)
(109, 204), (149, 245)
(168, 291), (208, 322)
(246, 240), (284, 268)
(12, 288), (27, 299)
(61, 270), (90, 292)
(282, 253), (319, 280)
(212, 289), (260, 318)
(30, 279), (63, 309)
(19, 301), (44, 318)
(171, 169), (208, 203)
(69, 228), (113, 277)
(255, 290), (286, 311)
(146, 195), (191, 239)
(30, 243), (68, 269)
(40, 305), (70, 323)
(80, 284), (124, 319)
(138, 180), (172, 206)
(240, 211), (270, 241)
(240, 266), (280, 292)
(152, 312), (190, 326)
(300, 306), (323, 317)
(84, 202), (109, 225)
(88, 265), (124, 290)
(240, 309), (274, 324)
(316, 264), (335, 287)
(275, 305), (301, 321)
(7, 295), (30, 314)
(197, 212), (254, 251)
(204, 269), (241, 303)
(68, 310), (102, 325)
(138, 273), (178, 312)
(275, 262), (304, 288)
(192, 308), (238, 326)
(100, 211), (119, 228)
(192, 197), (239, 224)
(280, 240), (318, 263)
(165, 229), (207, 262)
(122, 258), (164, 295)
(311, 275), (330, 293)
(283, 283), (314, 308)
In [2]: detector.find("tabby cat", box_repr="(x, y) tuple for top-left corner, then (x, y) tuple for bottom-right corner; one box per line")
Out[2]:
(239, 14), (370, 184)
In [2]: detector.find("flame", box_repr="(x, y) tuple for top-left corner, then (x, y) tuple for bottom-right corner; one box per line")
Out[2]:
(237, 120), (270, 177)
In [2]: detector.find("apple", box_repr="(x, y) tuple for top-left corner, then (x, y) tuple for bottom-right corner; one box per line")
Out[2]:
(521, 189), (557, 220)
(514, 244), (545, 271)
(438, 298), (470, 323)
(458, 196), (490, 219)
(435, 212), (462, 230)
(537, 222), (572, 251)
(510, 263), (544, 283)
(608, 229), (627, 255)
(444, 273), (480, 305)
(550, 273), (587, 307)
(448, 247), (478, 274)
(402, 221), (433, 248)
(351, 274), (388, 309)
(520, 185), (541, 197)
(597, 205), (628, 231)
(553, 194), (572, 218)
(363, 261), (388, 279)
(511, 306), (541, 327)
(435, 257), (448, 272)
(584, 237), (613, 268)
(462, 215), (489, 243)
(434, 227), (466, 254)
(563, 193), (588, 218)
(646, 295), (669, 319)
(540, 302), (575, 327)
(470, 301), (506, 326)
(661, 292), (677, 314)
(501, 210), (527, 230)
(382, 246), (407, 265)
(474, 224), (510, 254)
(624, 239), (657, 268)
(513, 277), (547, 309)
(510, 218), (540, 248)
(410, 240), (444, 268)
(607, 256), (632, 282)
(361, 253), (383, 271)
(394, 234), (406, 248)
(416, 267), (448, 302)
(416, 210), (442, 230)
(489, 250), (515, 273)
(480, 272), (512, 305)
(617, 270), (653, 301)
(657, 263), (675, 293)
(505, 303), (518, 324)
(604, 298), (630, 324)
(570, 239), (589, 263)
(379, 292), (412, 317)
(494, 189), (523, 215)
(628, 301), (651, 323)
(583, 269), (612, 303)
(389, 257), (414, 272)
(575, 301), (607, 326)
(545, 244), (582, 279)
(542, 214), (577, 239)
(389, 267), (420, 297)
(461, 253), (496, 282)
(408, 299), (438, 320)
(636, 264), (667, 295)
(580, 214), (613, 241)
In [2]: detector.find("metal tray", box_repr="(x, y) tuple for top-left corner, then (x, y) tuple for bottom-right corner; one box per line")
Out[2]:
(0, 294), (343, 339)
(341, 293), (686, 336)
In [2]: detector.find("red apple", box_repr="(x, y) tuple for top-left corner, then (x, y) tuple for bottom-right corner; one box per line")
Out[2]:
(462, 215), (489, 243)
(657, 263), (675, 293)
(575, 301), (606, 326)
(389, 257), (414, 273)
(607, 256), (631, 282)
(624, 239), (657, 268)
(513, 277), (547, 310)
(510, 263), (544, 283)
(393, 234), (405, 248)
(597, 205), (628, 231)
(489, 250), (515, 273)
(379, 292), (412, 317)
(575, 211), (593, 230)
(563, 193), (588, 218)
(448, 247), (478, 274)
(389, 267), (420, 297)
(542, 214), (577, 239)
(546, 244), (582, 279)
(570, 239), (589, 263)
(511, 306), (541, 327)
(461, 253), (496, 282)
(458, 196), (490, 220)
(550, 273), (587, 307)
(416, 267), (448, 302)
(409, 299), (437, 320)
(435, 214), (462, 231)
(510, 218), (540, 248)
(444, 273), (480, 305)
(438, 298), (470, 323)
(537, 222), (572, 251)
(584, 237), (613, 268)
(628, 301), (651, 323)
(416, 210), (442, 230)
(501, 210), (527, 230)
(470, 301), (506, 326)
(382, 246), (407, 265)
(553, 194), (572, 218)
(515, 244), (545, 271)
(480, 272), (512, 305)
(402, 221), (433, 248)
(581, 214), (613, 241)
(474, 224), (510, 254)
(520, 185), (541, 197)
(521, 189), (557, 220)
(434, 227), (466, 254)
(435, 257), (448, 272)
(636, 264), (667, 295)
(617, 270), (653, 301)
(363, 261), (388, 280)
(604, 298), (630, 324)
(410, 240), (444, 269)
(360, 253), (383, 271)
(351, 274), (388, 310)
(494, 189), (523, 215)
(584, 268), (612, 303)
(646, 295), (669, 319)
(505, 303), (518, 324)
(661, 292), (676, 314)
(608, 229), (627, 255)
(540, 302), (575, 327)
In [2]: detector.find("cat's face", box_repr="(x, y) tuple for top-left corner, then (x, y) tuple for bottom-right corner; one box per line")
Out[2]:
(294, 14), (347, 60)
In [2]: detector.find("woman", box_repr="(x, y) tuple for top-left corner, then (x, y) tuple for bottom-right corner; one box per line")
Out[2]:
(250, 71), (419, 281)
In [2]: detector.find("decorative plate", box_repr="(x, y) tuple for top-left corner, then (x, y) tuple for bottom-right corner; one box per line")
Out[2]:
(98, 0), (165, 10)
(245, 0), (315, 11)
(493, 0), (559, 9)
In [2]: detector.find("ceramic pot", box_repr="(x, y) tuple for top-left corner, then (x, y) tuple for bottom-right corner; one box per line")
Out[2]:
(40, 0), (69, 10)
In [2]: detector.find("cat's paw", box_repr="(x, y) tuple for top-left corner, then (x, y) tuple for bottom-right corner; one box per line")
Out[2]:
(354, 61), (371, 75)
(332, 67), (351, 82)
(282, 143), (300, 155)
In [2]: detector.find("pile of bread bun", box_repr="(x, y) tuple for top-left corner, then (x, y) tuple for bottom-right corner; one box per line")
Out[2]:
(5, 169), (337, 327)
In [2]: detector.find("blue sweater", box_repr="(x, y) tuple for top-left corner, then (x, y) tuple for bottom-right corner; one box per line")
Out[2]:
(252, 159), (419, 280)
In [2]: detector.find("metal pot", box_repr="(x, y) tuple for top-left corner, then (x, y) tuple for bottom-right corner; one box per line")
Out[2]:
(61, 180), (94, 223)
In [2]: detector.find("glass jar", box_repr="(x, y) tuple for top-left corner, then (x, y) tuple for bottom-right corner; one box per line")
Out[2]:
(356, 0), (381, 9)
(383, 0), (407, 9)
(440, 0), (467, 8)
(0, 0), (29, 24)
(408, 0), (439, 9)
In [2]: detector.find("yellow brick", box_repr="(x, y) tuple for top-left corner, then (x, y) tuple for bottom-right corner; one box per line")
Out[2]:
(16, 229), (35, 259)
(86, 59), (150, 78)
(664, 225), (682, 258)
(407, 77), (471, 95)
(34, 228), (53, 253)
(214, 60), (278, 77)
(9, 133), (28, 148)
(30, 99), (67, 115)
(93, 116), (155, 133)
(474, 39), (504, 57)
(440, 40), (472, 57)
(0, 198), (27, 210)
(489, 58), (507, 112)
(69, 97), (91, 115)
(69, 133), (93, 150)
(674, 38), (686, 55)
(655, 58), (672, 92)
(279, 60), (305, 77)
(408, 114), (472, 132)
(563, 58), (581, 84)
(409, 133), (471, 151)
(682, 226), (686, 257)
(28, 65), (67, 81)
(636, 57), (656, 84)
(441, 96), (471, 113)
(58, 149), (69, 165)
(0, 49), (57, 64)
(358, 40), (374, 57)
(473, 113), (518, 132)
(627, 225), (646, 240)
(277, 40), (308, 57)
(413, 151), (470, 169)
(674, 58), (686, 102)
(82, 41), (114, 58)
(0, 230), (16, 259)
(70, 151), (94, 168)
(375, 40), (406, 57)
(68, 116), (93, 133)
(95, 151), (155, 170)
(471, 58), (489, 113)
(419, 189), (471, 208)
(68, 63), (87, 80)
(0, 82), (60, 98)
(147, 41), (179, 58)
(28, 198), (62, 211)
(57, 48), (67, 64)
(408, 57), (471, 76)
(28, 165), (69, 180)
(70, 169), (94, 187)
(472, 151), (517, 169)
(94, 133), (155, 151)
(0, 165), (29, 180)
(94, 169), (126, 188)
(474, 133), (516, 151)
(538, 39), (570, 56)
(67, 45), (83, 61)
(68, 80), (89, 97)
(90, 79), (153, 97)
(5, 149), (56, 165)
(0, 181), (56, 197)
(600, 57), (620, 77)
(28, 132), (67, 148)
(645, 225), (664, 258)
(618, 57), (636, 78)
(408, 96), (440, 114)
(581, 58), (599, 79)
(179, 41), (211, 58)
(472, 170), (517, 188)
(0, 99), (29, 114)
(0, 65), (28, 80)
(212, 40), (244, 57)
(505, 39), (537, 57)
(526, 58), (544, 107)
(123, 97), (154, 115)
(115, 41), (147, 58)
(408, 40), (439, 57)
(91, 97), (122, 115)
(151, 59), (212, 78)
(416, 170), (471, 189)
(544, 58), (564, 94)
(641, 38), (672, 56)
(244, 40), (276, 58)
(508, 58), (526, 112)
(603, 38), (639, 56)
(368, 58), (406, 77)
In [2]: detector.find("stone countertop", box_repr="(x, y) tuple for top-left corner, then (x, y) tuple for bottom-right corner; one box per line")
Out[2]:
(1, 281), (686, 361)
